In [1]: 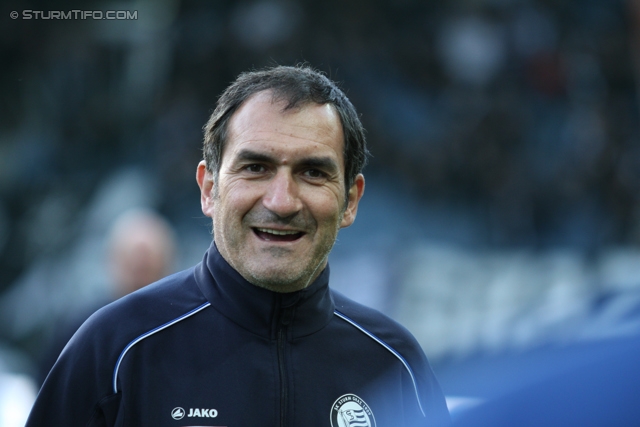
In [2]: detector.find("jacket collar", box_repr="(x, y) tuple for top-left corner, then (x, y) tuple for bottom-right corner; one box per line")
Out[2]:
(194, 241), (335, 339)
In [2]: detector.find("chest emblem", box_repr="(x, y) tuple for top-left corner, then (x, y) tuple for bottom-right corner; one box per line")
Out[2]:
(330, 394), (376, 427)
(171, 407), (185, 420)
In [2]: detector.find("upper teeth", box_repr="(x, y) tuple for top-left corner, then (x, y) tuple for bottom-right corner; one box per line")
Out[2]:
(256, 228), (299, 235)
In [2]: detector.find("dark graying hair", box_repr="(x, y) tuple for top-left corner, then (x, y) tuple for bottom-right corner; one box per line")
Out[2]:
(202, 65), (369, 199)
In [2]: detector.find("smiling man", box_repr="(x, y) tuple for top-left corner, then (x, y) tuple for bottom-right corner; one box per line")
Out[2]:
(199, 89), (362, 293)
(27, 65), (450, 427)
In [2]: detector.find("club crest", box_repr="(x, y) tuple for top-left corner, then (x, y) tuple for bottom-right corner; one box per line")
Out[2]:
(330, 394), (376, 427)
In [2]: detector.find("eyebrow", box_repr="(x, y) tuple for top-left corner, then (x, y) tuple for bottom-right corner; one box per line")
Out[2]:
(235, 149), (340, 174)
(235, 149), (276, 165)
(299, 156), (340, 174)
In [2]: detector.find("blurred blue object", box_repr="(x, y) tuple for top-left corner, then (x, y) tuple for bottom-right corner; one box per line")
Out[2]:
(450, 335), (640, 426)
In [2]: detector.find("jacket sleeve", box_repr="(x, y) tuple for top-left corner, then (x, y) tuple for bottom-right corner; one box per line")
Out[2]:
(25, 309), (122, 427)
(410, 343), (451, 427)
(384, 326), (450, 427)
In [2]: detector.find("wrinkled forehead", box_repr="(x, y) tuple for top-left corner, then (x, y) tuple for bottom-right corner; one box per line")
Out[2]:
(225, 90), (345, 158)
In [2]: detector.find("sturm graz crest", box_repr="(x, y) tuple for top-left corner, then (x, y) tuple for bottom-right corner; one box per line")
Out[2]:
(330, 394), (376, 427)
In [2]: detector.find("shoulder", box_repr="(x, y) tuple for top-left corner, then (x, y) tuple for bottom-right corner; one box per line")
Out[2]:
(330, 289), (430, 387)
(98, 267), (205, 316)
(69, 266), (208, 363)
(331, 289), (423, 355)
(52, 266), (209, 394)
(331, 289), (451, 426)
(28, 267), (210, 425)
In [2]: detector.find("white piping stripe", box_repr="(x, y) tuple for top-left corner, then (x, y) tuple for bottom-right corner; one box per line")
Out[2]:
(112, 302), (211, 393)
(334, 310), (426, 417)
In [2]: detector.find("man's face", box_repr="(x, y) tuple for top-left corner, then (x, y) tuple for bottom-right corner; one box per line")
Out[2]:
(197, 91), (364, 292)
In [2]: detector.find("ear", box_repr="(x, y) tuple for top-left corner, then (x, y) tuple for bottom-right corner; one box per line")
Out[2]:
(196, 160), (215, 218)
(340, 174), (365, 228)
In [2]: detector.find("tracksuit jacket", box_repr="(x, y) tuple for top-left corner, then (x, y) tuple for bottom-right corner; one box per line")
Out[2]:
(26, 242), (450, 426)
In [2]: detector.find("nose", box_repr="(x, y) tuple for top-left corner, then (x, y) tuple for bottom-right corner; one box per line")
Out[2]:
(262, 170), (302, 218)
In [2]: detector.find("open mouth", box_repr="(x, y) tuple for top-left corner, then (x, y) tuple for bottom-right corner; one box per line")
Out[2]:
(253, 227), (305, 242)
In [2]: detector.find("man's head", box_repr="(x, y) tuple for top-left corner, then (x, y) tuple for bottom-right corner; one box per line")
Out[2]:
(202, 65), (369, 201)
(197, 65), (368, 293)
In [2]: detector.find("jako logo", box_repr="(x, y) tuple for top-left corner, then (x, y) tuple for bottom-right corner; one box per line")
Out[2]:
(171, 407), (185, 420)
(187, 408), (218, 418)
(171, 407), (218, 419)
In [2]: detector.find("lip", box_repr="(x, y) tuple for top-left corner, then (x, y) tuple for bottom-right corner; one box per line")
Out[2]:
(251, 227), (306, 243)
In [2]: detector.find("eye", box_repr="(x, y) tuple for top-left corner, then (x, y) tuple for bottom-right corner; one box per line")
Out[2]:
(245, 164), (266, 173)
(304, 169), (327, 179)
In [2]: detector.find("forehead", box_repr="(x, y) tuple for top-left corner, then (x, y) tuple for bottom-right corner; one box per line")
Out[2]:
(224, 91), (345, 164)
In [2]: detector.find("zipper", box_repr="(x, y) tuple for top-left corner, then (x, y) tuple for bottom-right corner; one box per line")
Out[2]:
(278, 307), (293, 427)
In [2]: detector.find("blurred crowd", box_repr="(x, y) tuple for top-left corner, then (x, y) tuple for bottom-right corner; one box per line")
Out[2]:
(1, 0), (640, 423)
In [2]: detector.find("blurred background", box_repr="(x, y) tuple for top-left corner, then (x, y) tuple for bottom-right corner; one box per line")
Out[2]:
(1, 0), (640, 424)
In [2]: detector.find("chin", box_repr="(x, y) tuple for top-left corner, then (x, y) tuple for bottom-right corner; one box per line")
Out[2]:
(246, 268), (308, 292)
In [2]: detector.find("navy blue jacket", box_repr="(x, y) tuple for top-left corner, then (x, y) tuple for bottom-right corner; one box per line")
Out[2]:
(27, 243), (450, 426)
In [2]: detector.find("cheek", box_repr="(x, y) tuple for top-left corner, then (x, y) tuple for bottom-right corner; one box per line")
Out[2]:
(217, 183), (262, 218)
(308, 192), (345, 225)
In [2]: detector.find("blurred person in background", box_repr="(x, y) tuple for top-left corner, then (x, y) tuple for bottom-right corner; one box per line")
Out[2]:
(25, 65), (450, 427)
(36, 208), (177, 385)
(107, 208), (177, 299)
